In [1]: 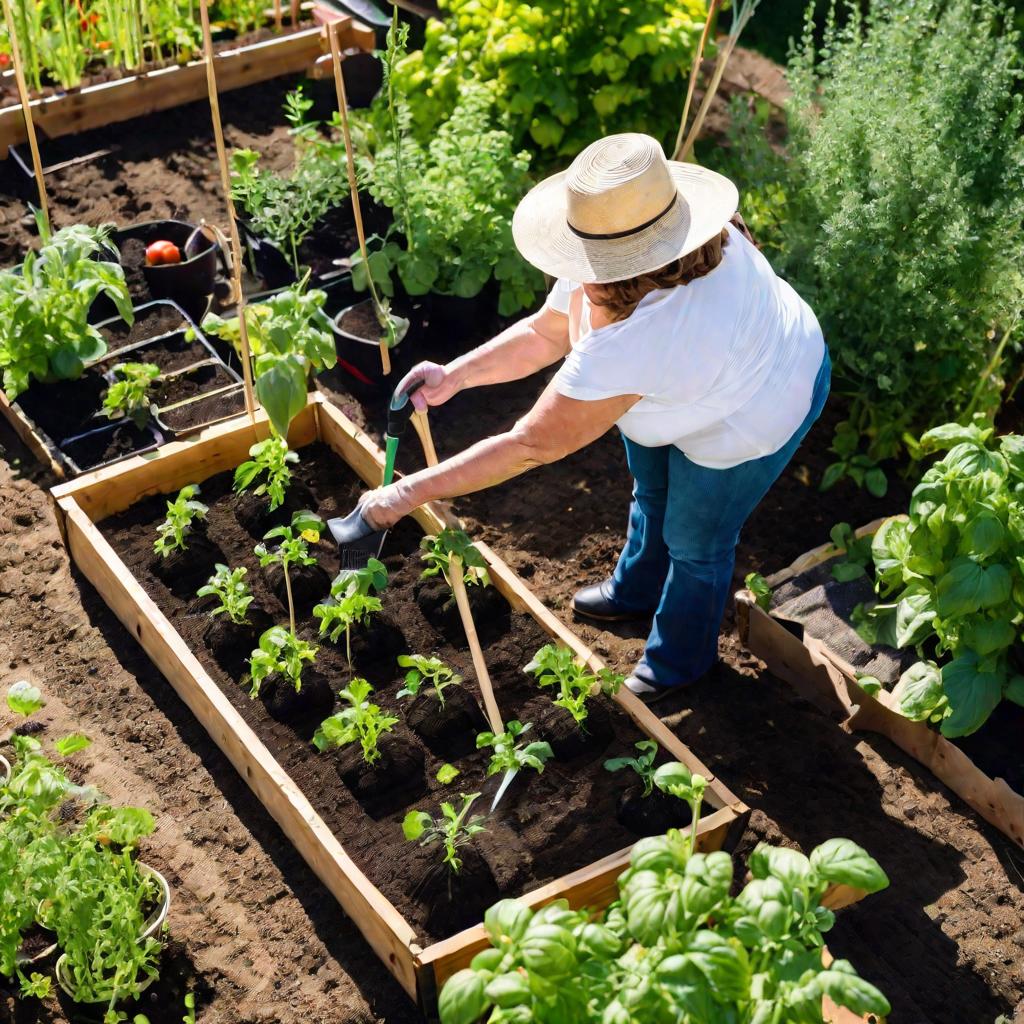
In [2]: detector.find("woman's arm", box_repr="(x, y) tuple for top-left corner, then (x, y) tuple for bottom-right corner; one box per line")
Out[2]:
(402, 305), (572, 409)
(359, 383), (640, 527)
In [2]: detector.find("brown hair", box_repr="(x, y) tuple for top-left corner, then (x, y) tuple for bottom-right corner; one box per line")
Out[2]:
(588, 227), (730, 323)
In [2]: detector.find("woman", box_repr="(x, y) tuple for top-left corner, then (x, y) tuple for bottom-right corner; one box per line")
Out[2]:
(354, 133), (829, 702)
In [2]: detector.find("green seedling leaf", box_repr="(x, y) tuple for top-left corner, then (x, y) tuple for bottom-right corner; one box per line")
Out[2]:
(6, 680), (43, 716)
(744, 572), (772, 611)
(54, 734), (91, 757)
(437, 763), (460, 785)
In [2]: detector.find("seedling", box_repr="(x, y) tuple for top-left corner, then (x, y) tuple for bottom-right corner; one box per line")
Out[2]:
(524, 643), (624, 727)
(604, 739), (659, 796)
(312, 679), (399, 765)
(197, 564), (254, 625)
(396, 654), (462, 707)
(436, 764), (460, 784)
(420, 529), (490, 588)
(402, 793), (487, 874)
(233, 436), (298, 511)
(7, 680), (44, 717)
(313, 558), (388, 666)
(828, 522), (873, 582)
(744, 572), (772, 612)
(255, 510), (323, 636)
(653, 761), (708, 853)
(476, 720), (552, 777)
(102, 361), (160, 427)
(153, 485), (208, 559)
(248, 626), (318, 698)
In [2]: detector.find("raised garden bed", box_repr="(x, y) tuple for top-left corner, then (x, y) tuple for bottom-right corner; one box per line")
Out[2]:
(0, 300), (241, 476)
(0, 17), (374, 158)
(49, 392), (763, 1010)
(735, 521), (1024, 851)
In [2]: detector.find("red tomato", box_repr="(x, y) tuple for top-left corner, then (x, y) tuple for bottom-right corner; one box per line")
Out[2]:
(145, 240), (182, 267)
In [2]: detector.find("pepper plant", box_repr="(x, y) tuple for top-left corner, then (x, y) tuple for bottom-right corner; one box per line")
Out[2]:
(312, 678), (399, 765)
(0, 217), (133, 399)
(402, 792), (487, 874)
(233, 435), (298, 511)
(475, 721), (552, 778)
(604, 739), (659, 797)
(254, 510), (323, 635)
(102, 361), (160, 427)
(396, 654), (462, 707)
(853, 422), (1024, 737)
(524, 644), (624, 728)
(420, 528), (490, 588)
(153, 485), (208, 558)
(313, 559), (388, 667)
(197, 564), (254, 625)
(439, 830), (890, 1024)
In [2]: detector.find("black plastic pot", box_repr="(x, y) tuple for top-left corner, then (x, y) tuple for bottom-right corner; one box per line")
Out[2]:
(237, 217), (298, 291)
(59, 419), (164, 474)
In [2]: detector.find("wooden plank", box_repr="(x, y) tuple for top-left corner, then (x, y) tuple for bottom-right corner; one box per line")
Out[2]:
(0, 19), (374, 156)
(0, 389), (65, 478)
(55, 495), (421, 998)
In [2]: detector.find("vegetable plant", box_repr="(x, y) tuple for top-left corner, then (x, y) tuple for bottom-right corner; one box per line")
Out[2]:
(402, 792), (487, 874)
(248, 625), (318, 698)
(0, 218), (133, 399)
(254, 510), (323, 635)
(420, 528), (490, 588)
(153, 485), (208, 558)
(438, 831), (890, 1024)
(853, 423), (1024, 737)
(7, 679), (44, 716)
(196, 564), (253, 625)
(524, 644), (624, 727)
(313, 559), (388, 667)
(233, 435), (298, 511)
(827, 523), (873, 583)
(744, 571), (772, 612)
(475, 721), (552, 778)
(396, 654), (462, 707)
(603, 739), (659, 797)
(312, 679), (399, 765)
(651, 761), (707, 854)
(102, 361), (160, 427)
(198, 278), (336, 439)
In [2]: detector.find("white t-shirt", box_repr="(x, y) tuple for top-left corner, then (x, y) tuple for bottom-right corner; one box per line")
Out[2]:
(548, 223), (826, 469)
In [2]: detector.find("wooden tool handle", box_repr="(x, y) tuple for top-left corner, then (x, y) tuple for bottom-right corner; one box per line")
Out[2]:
(410, 410), (438, 467)
(449, 554), (503, 734)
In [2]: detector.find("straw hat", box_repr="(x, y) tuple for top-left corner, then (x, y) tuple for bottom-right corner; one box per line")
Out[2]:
(512, 133), (739, 284)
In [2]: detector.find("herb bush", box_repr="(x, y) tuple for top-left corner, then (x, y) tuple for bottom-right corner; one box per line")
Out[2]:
(385, 0), (709, 162)
(712, 0), (1024, 473)
(854, 422), (1024, 738)
(352, 16), (543, 316)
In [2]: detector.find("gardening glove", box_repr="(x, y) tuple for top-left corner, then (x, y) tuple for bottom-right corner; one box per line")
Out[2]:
(396, 361), (461, 411)
(357, 480), (416, 530)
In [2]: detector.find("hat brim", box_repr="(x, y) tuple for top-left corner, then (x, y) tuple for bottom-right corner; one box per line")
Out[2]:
(512, 162), (739, 284)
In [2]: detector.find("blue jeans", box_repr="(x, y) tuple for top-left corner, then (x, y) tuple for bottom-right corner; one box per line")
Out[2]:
(611, 349), (831, 688)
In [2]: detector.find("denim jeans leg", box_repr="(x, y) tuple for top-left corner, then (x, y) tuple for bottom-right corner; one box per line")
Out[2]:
(609, 436), (671, 611)
(634, 350), (832, 688)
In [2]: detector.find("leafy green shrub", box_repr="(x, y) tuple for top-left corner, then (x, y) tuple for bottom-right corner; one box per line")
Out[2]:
(855, 422), (1024, 737)
(713, 0), (1024, 470)
(387, 0), (709, 162)
(352, 15), (543, 315)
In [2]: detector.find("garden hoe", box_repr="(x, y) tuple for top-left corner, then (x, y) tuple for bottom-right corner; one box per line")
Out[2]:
(326, 379), (426, 570)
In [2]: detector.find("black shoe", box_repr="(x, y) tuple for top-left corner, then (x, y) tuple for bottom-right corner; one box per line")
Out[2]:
(572, 580), (656, 623)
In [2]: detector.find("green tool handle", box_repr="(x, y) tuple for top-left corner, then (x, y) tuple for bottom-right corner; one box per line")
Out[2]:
(382, 434), (400, 487)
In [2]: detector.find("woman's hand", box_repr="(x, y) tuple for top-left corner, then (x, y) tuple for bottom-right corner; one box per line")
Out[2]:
(358, 482), (415, 530)
(396, 361), (463, 411)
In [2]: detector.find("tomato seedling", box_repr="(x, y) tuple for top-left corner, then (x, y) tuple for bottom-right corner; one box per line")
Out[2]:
(604, 739), (659, 796)
(248, 625), (318, 698)
(233, 436), (299, 512)
(523, 643), (624, 727)
(312, 679), (399, 765)
(102, 361), (160, 427)
(396, 654), (462, 707)
(420, 528), (490, 588)
(153, 485), (208, 558)
(476, 720), (552, 777)
(197, 564), (254, 625)
(254, 510), (323, 635)
(313, 559), (388, 667)
(402, 793), (487, 874)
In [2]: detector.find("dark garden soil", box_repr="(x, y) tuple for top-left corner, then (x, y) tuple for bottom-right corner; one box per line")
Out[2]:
(97, 443), (696, 944)
(100, 308), (190, 354)
(0, 67), (1022, 1024)
(61, 420), (160, 471)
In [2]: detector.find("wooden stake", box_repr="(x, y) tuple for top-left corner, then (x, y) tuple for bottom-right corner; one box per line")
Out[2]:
(410, 410), (437, 467)
(200, 0), (257, 425)
(1, 0), (49, 232)
(291, 0), (300, 26)
(449, 554), (503, 735)
(273, 0), (282, 32)
(328, 20), (391, 376)
(673, 0), (720, 160)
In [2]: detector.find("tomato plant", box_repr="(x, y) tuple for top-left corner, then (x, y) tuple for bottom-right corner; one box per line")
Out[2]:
(102, 361), (159, 427)
(524, 644), (624, 728)
(475, 721), (552, 778)
(153, 485), (208, 558)
(254, 510), (323, 636)
(396, 654), (462, 707)
(313, 679), (399, 765)
(196, 564), (254, 625)
(420, 528), (490, 589)
(233, 436), (298, 512)
(603, 739), (659, 797)
(313, 559), (388, 666)
(248, 625), (318, 698)
(402, 792), (487, 874)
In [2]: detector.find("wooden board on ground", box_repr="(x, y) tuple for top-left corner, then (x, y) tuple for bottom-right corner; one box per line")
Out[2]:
(52, 392), (752, 1011)
(0, 18), (374, 157)
(734, 520), (1024, 851)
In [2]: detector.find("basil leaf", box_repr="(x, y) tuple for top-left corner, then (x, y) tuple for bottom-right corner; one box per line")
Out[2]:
(939, 654), (1003, 737)
(438, 969), (488, 1024)
(809, 838), (889, 893)
(891, 661), (945, 722)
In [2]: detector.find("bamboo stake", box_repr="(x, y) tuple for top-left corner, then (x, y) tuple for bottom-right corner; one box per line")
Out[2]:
(410, 411), (437, 467)
(1, 0), (48, 233)
(449, 554), (503, 735)
(328, 20), (391, 375)
(274, 0), (283, 32)
(291, 0), (300, 27)
(672, 0), (720, 159)
(200, 0), (257, 424)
